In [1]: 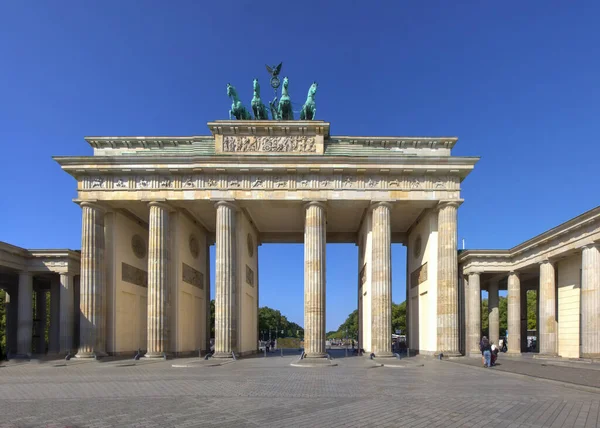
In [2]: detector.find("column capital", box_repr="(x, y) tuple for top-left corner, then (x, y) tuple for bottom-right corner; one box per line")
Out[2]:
(539, 258), (555, 266)
(214, 200), (239, 211)
(437, 199), (463, 210)
(147, 200), (173, 211)
(303, 200), (327, 212)
(79, 201), (106, 212)
(579, 242), (600, 251)
(369, 201), (393, 211)
(508, 270), (520, 277)
(465, 271), (481, 278)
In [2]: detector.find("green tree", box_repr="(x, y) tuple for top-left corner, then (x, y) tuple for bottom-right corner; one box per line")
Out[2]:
(391, 301), (406, 334)
(527, 290), (537, 330)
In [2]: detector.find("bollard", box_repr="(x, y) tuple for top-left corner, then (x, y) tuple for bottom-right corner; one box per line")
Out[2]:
(65, 352), (72, 361)
(345, 347), (348, 357)
(264, 348), (267, 358)
(280, 348), (283, 357)
(406, 348), (410, 358)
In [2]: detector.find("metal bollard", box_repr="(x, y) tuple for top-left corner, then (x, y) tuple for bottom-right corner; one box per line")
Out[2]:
(264, 348), (267, 358)
(406, 348), (410, 358)
(280, 348), (283, 357)
(345, 347), (348, 357)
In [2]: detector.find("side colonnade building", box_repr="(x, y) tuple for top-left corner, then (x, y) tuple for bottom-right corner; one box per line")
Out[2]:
(459, 207), (600, 359)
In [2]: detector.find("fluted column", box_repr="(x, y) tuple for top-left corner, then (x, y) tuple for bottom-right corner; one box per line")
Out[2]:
(16, 272), (33, 357)
(213, 201), (238, 358)
(539, 260), (557, 355)
(371, 202), (393, 357)
(304, 201), (327, 358)
(507, 272), (521, 354)
(581, 243), (600, 358)
(59, 273), (75, 354)
(76, 202), (106, 358)
(35, 289), (47, 354)
(49, 275), (60, 353)
(488, 280), (499, 345)
(145, 202), (170, 358)
(467, 273), (481, 355)
(437, 201), (460, 355)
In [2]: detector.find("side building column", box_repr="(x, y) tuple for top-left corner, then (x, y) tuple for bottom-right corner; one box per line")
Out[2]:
(488, 280), (499, 346)
(581, 243), (600, 358)
(59, 273), (75, 354)
(304, 201), (327, 359)
(213, 201), (238, 358)
(35, 288), (47, 354)
(145, 201), (171, 358)
(16, 272), (33, 357)
(467, 272), (481, 355)
(437, 201), (461, 356)
(539, 260), (557, 356)
(48, 275), (60, 354)
(371, 202), (393, 358)
(507, 271), (521, 354)
(76, 202), (107, 358)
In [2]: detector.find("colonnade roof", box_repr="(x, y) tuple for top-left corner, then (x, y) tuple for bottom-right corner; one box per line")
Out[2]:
(0, 241), (80, 276)
(459, 205), (600, 275)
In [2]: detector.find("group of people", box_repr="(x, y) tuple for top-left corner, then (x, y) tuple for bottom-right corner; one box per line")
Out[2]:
(479, 336), (502, 367)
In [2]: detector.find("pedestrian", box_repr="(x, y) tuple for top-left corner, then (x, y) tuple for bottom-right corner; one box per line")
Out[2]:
(491, 343), (499, 366)
(480, 336), (492, 368)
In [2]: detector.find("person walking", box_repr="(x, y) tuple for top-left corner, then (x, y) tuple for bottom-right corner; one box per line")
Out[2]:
(480, 336), (492, 368)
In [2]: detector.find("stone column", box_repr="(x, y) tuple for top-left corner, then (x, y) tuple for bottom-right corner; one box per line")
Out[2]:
(145, 202), (170, 358)
(59, 273), (75, 354)
(304, 201), (327, 359)
(539, 260), (557, 356)
(76, 201), (106, 358)
(507, 272), (521, 354)
(5, 286), (18, 354)
(488, 280), (499, 346)
(371, 202), (393, 357)
(520, 286), (528, 352)
(213, 201), (237, 358)
(35, 289), (47, 354)
(437, 201), (460, 355)
(49, 275), (60, 353)
(16, 272), (33, 357)
(581, 243), (600, 358)
(467, 273), (481, 355)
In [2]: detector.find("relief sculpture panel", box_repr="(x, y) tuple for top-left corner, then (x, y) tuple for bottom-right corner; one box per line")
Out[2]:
(222, 135), (316, 153)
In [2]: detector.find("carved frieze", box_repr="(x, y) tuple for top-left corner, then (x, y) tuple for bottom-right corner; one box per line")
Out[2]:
(182, 263), (204, 289)
(83, 173), (461, 192)
(122, 262), (148, 288)
(410, 263), (428, 288)
(246, 265), (254, 287)
(222, 135), (316, 153)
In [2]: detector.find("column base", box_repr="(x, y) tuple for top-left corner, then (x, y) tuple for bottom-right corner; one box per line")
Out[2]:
(533, 353), (558, 359)
(581, 353), (600, 359)
(435, 351), (462, 358)
(505, 350), (522, 356)
(304, 352), (327, 359)
(143, 352), (168, 359)
(75, 351), (107, 359)
(372, 352), (395, 359)
(212, 352), (236, 359)
(291, 356), (337, 367)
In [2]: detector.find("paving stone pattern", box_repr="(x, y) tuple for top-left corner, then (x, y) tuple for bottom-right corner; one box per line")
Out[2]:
(0, 354), (598, 427)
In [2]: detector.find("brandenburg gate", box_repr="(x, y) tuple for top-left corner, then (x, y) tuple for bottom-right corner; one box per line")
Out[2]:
(54, 119), (477, 362)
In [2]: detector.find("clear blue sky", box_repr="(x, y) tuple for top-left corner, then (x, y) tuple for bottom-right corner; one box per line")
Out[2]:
(1, 1), (599, 331)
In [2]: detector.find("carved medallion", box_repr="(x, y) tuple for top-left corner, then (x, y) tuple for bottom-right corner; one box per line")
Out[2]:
(247, 233), (254, 257)
(131, 235), (147, 259)
(189, 234), (199, 259)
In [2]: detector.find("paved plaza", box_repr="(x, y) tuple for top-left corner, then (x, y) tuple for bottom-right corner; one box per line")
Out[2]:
(1, 353), (599, 427)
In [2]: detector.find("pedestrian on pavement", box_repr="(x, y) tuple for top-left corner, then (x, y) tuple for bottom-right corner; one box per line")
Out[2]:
(480, 336), (492, 367)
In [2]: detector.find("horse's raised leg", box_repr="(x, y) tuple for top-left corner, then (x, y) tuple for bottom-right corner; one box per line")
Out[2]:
(312, 107), (316, 120)
(229, 109), (234, 120)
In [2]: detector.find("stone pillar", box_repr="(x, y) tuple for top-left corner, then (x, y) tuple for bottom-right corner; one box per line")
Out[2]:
(145, 202), (170, 358)
(539, 260), (557, 356)
(581, 243), (600, 358)
(59, 273), (75, 354)
(520, 287), (528, 352)
(303, 201), (327, 359)
(467, 273), (481, 355)
(213, 201), (238, 358)
(16, 272), (33, 357)
(507, 272), (521, 354)
(76, 201), (106, 358)
(35, 289), (47, 354)
(5, 286), (18, 354)
(371, 202), (393, 357)
(437, 201), (460, 355)
(488, 280), (499, 346)
(49, 275), (60, 354)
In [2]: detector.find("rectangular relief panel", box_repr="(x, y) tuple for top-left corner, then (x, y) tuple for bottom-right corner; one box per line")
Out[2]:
(182, 263), (204, 289)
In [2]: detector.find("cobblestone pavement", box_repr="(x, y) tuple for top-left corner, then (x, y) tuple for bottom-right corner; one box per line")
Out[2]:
(0, 354), (599, 428)
(450, 354), (600, 389)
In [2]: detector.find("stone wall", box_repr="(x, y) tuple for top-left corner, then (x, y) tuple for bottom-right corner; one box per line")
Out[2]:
(358, 211), (373, 353)
(408, 210), (438, 354)
(557, 254), (581, 358)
